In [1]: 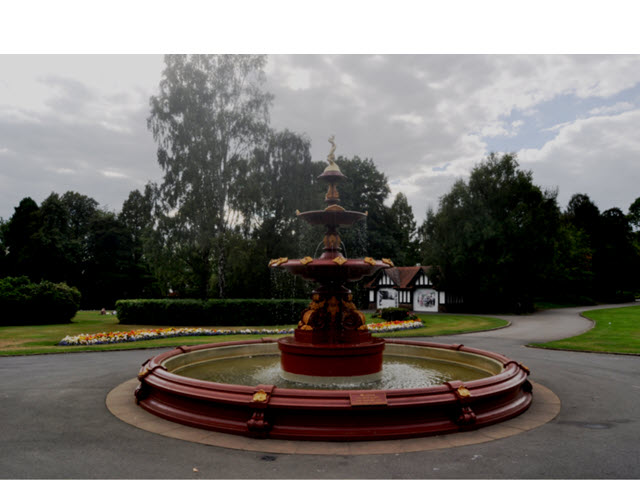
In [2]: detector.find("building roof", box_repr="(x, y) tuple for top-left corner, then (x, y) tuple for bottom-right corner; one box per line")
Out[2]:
(365, 266), (430, 289)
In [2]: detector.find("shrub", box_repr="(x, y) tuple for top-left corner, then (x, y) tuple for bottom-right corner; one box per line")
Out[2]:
(379, 307), (414, 321)
(0, 276), (81, 325)
(115, 298), (309, 326)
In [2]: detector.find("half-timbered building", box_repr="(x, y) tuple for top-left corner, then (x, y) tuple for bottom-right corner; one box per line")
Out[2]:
(365, 266), (462, 312)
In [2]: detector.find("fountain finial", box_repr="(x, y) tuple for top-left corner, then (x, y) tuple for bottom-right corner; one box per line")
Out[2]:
(325, 135), (341, 172)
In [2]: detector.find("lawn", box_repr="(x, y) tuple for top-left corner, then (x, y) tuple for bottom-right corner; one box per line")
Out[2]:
(366, 313), (507, 338)
(0, 310), (508, 356)
(531, 305), (640, 354)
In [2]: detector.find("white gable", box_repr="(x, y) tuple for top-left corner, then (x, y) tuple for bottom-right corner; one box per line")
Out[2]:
(377, 272), (393, 286)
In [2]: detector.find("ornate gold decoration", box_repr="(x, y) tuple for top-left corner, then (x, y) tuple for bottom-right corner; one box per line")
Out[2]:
(342, 295), (367, 331)
(457, 386), (471, 398)
(325, 183), (340, 202)
(327, 135), (337, 166)
(382, 258), (394, 267)
(300, 256), (313, 265)
(323, 136), (341, 172)
(519, 363), (530, 374)
(138, 367), (149, 380)
(252, 390), (268, 402)
(324, 204), (345, 212)
(268, 257), (289, 267)
(364, 211), (368, 216)
(297, 294), (326, 330)
(295, 209), (301, 216)
(324, 233), (341, 249)
(364, 257), (376, 266)
(327, 296), (340, 320)
(333, 256), (347, 266)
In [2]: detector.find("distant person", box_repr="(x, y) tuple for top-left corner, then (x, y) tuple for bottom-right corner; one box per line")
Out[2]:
(101, 308), (106, 315)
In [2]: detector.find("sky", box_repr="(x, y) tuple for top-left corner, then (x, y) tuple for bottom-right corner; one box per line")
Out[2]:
(1, 4), (640, 224)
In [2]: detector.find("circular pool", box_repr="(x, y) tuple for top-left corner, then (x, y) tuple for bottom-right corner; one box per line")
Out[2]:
(135, 338), (532, 441)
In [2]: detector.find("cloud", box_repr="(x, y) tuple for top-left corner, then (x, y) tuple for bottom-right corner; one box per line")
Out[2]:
(2, 54), (640, 226)
(267, 55), (640, 221)
(588, 101), (635, 116)
(518, 109), (640, 212)
(0, 80), (159, 218)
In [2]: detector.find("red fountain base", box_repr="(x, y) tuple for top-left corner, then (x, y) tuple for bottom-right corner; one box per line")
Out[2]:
(278, 334), (385, 384)
(135, 339), (533, 441)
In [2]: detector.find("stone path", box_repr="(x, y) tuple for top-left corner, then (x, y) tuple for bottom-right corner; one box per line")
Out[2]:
(0, 303), (638, 478)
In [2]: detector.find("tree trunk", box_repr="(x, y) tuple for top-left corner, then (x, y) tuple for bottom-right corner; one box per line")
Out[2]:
(217, 246), (227, 299)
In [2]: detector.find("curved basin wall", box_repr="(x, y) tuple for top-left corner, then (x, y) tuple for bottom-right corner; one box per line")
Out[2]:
(135, 339), (532, 441)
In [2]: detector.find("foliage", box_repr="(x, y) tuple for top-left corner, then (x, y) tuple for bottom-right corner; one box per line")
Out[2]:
(0, 192), (159, 309)
(115, 298), (308, 326)
(336, 156), (393, 260)
(148, 54), (273, 299)
(0, 276), (80, 325)
(628, 196), (640, 231)
(420, 153), (561, 312)
(559, 194), (639, 302)
(389, 192), (419, 266)
(378, 307), (415, 321)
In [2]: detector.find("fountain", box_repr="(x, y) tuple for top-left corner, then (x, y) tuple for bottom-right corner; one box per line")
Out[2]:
(135, 138), (533, 441)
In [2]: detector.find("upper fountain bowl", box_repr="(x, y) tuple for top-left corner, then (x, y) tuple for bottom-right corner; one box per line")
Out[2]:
(272, 257), (390, 283)
(296, 208), (367, 227)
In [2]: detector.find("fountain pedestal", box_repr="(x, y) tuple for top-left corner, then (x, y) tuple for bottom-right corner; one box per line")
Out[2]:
(278, 288), (385, 383)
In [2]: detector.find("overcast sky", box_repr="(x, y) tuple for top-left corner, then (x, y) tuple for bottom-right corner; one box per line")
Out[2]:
(0, 55), (640, 222)
(1, 53), (640, 222)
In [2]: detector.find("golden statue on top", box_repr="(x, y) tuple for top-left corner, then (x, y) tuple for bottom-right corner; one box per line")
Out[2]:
(327, 135), (337, 166)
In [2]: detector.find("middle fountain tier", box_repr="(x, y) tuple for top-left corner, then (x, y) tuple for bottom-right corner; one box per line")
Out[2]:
(271, 142), (392, 384)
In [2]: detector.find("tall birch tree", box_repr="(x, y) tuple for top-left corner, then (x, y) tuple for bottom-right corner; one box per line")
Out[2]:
(148, 55), (273, 298)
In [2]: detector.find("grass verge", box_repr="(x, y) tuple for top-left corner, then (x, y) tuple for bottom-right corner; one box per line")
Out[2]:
(0, 311), (508, 356)
(530, 305), (640, 354)
(367, 314), (507, 338)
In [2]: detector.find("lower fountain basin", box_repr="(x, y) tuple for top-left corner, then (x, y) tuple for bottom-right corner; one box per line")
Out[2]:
(135, 338), (532, 441)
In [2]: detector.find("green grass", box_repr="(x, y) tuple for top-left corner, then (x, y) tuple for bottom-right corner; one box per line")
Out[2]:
(531, 305), (640, 354)
(0, 310), (508, 356)
(0, 311), (293, 356)
(367, 313), (508, 338)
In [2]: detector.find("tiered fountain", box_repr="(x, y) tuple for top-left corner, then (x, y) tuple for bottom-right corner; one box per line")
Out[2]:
(135, 138), (533, 441)
(274, 137), (390, 383)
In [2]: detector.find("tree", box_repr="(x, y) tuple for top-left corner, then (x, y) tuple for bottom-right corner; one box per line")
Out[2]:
(59, 191), (100, 288)
(119, 184), (155, 265)
(227, 129), (323, 299)
(335, 156), (394, 260)
(1, 197), (43, 280)
(628, 196), (640, 232)
(595, 207), (637, 300)
(148, 54), (273, 298)
(565, 193), (601, 239)
(421, 153), (561, 312)
(35, 193), (73, 284)
(82, 212), (135, 308)
(389, 192), (419, 266)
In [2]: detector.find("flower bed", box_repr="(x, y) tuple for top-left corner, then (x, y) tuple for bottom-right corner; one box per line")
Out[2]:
(58, 320), (424, 346)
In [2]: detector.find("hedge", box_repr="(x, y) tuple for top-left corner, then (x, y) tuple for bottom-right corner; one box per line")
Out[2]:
(0, 276), (81, 325)
(115, 298), (310, 326)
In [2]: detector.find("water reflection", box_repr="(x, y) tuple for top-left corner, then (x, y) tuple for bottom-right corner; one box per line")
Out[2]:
(174, 354), (489, 390)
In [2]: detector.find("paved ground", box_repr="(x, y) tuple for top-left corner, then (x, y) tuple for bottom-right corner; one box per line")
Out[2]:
(1, 303), (638, 479)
